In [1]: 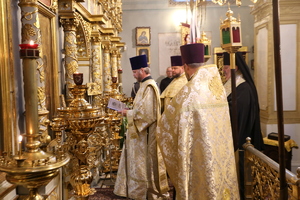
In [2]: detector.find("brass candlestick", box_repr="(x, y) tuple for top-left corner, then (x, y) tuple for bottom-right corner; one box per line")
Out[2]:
(0, 44), (70, 200)
(53, 75), (105, 198)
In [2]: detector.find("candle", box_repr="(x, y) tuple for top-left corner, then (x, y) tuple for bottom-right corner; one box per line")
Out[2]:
(73, 72), (83, 85)
(19, 40), (39, 57)
(18, 135), (23, 158)
(19, 40), (39, 49)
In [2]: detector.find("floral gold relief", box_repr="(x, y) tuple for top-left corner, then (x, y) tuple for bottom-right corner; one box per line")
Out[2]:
(61, 18), (79, 99)
(243, 139), (300, 199)
(22, 24), (37, 41)
(91, 36), (103, 95)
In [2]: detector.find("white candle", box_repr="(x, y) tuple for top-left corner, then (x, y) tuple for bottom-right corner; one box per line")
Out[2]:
(18, 135), (23, 157)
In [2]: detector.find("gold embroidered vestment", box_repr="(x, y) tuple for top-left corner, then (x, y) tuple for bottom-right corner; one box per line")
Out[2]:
(156, 64), (239, 200)
(160, 73), (188, 112)
(114, 79), (169, 199)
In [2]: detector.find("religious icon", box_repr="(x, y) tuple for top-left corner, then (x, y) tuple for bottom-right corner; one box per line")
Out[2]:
(136, 27), (151, 46)
(137, 47), (150, 64)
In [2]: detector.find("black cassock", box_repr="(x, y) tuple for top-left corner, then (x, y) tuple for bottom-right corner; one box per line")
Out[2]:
(227, 81), (265, 151)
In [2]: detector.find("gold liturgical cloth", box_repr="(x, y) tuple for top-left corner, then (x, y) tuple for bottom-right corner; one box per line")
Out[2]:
(157, 64), (240, 200)
(114, 79), (168, 199)
(160, 73), (188, 112)
(263, 137), (298, 152)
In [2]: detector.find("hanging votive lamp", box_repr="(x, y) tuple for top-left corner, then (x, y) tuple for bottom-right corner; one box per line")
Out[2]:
(220, 6), (242, 51)
(198, 31), (211, 62)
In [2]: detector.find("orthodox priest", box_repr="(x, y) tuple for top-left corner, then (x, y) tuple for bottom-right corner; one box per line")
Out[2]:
(223, 52), (264, 199)
(114, 54), (169, 199)
(156, 43), (239, 199)
(160, 55), (187, 113)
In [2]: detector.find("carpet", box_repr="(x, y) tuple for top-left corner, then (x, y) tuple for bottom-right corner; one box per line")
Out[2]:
(88, 186), (174, 200)
(88, 188), (126, 200)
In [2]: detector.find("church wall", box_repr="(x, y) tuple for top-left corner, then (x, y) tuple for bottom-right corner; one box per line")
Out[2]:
(120, 1), (255, 97)
(252, 0), (300, 174)
(264, 123), (300, 174)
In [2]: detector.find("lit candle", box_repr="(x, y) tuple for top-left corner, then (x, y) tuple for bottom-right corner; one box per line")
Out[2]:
(19, 40), (39, 49)
(19, 40), (39, 57)
(18, 135), (23, 158)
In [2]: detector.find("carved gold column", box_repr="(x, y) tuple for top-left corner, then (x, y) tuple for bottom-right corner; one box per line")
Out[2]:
(18, 0), (50, 146)
(60, 18), (79, 101)
(117, 52), (123, 93)
(111, 47), (118, 80)
(102, 40), (112, 93)
(91, 35), (103, 95)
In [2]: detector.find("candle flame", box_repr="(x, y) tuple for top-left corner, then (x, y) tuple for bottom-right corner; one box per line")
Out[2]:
(29, 40), (34, 45)
(18, 135), (23, 142)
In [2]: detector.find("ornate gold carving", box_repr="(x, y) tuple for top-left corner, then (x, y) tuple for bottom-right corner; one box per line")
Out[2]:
(75, 12), (92, 57)
(22, 24), (37, 42)
(91, 42), (103, 95)
(91, 36), (101, 44)
(60, 18), (79, 31)
(111, 48), (118, 78)
(37, 86), (47, 110)
(66, 60), (79, 84)
(98, 0), (123, 32)
(39, 110), (51, 144)
(102, 40), (112, 91)
(103, 51), (112, 93)
(54, 84), (104, 197)
(244, 139), (300, 200)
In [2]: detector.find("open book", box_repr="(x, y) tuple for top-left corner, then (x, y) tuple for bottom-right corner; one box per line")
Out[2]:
(107, 97), (127, 111)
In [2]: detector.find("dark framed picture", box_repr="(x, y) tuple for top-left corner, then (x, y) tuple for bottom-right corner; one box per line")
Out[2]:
(137, 47), (150, 64)
(136, 27), (151, 46)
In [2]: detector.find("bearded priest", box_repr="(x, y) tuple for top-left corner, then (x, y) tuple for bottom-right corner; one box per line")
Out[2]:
(114, 54), (169, 199)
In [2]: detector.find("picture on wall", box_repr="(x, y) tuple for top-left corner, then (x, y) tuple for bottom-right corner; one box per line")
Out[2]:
(136, 27), (151, 46)
(137, 47), (150, 64)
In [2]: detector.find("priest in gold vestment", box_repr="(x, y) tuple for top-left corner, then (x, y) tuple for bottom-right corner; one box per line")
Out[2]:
(114, 55), (169, 199)
(156, 44), (239, 199)
(160, 56), (188, 113)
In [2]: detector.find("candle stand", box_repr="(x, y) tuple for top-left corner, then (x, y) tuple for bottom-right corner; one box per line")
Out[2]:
(53, 80), (105, 198)
(0, 44), (70, 200)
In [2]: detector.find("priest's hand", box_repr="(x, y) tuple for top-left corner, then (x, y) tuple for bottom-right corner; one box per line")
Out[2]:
(119, 109), (127, 116)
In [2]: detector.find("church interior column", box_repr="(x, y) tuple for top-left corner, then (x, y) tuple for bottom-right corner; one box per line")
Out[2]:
(91, 34), (103, 95)
(60, 17), (79, 101)
(117, 51), (123, 93)
(102, 40), (112, 94)
(111, 46), (118, 81)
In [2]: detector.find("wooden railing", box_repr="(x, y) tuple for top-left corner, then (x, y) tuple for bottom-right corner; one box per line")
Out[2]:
(243, 138), (300, 200)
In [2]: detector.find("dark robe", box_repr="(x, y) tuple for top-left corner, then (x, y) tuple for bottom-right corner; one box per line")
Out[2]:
(159, 77), (173, 93)
(227, 81), (264, 151)
(223, 52), (265, 200)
